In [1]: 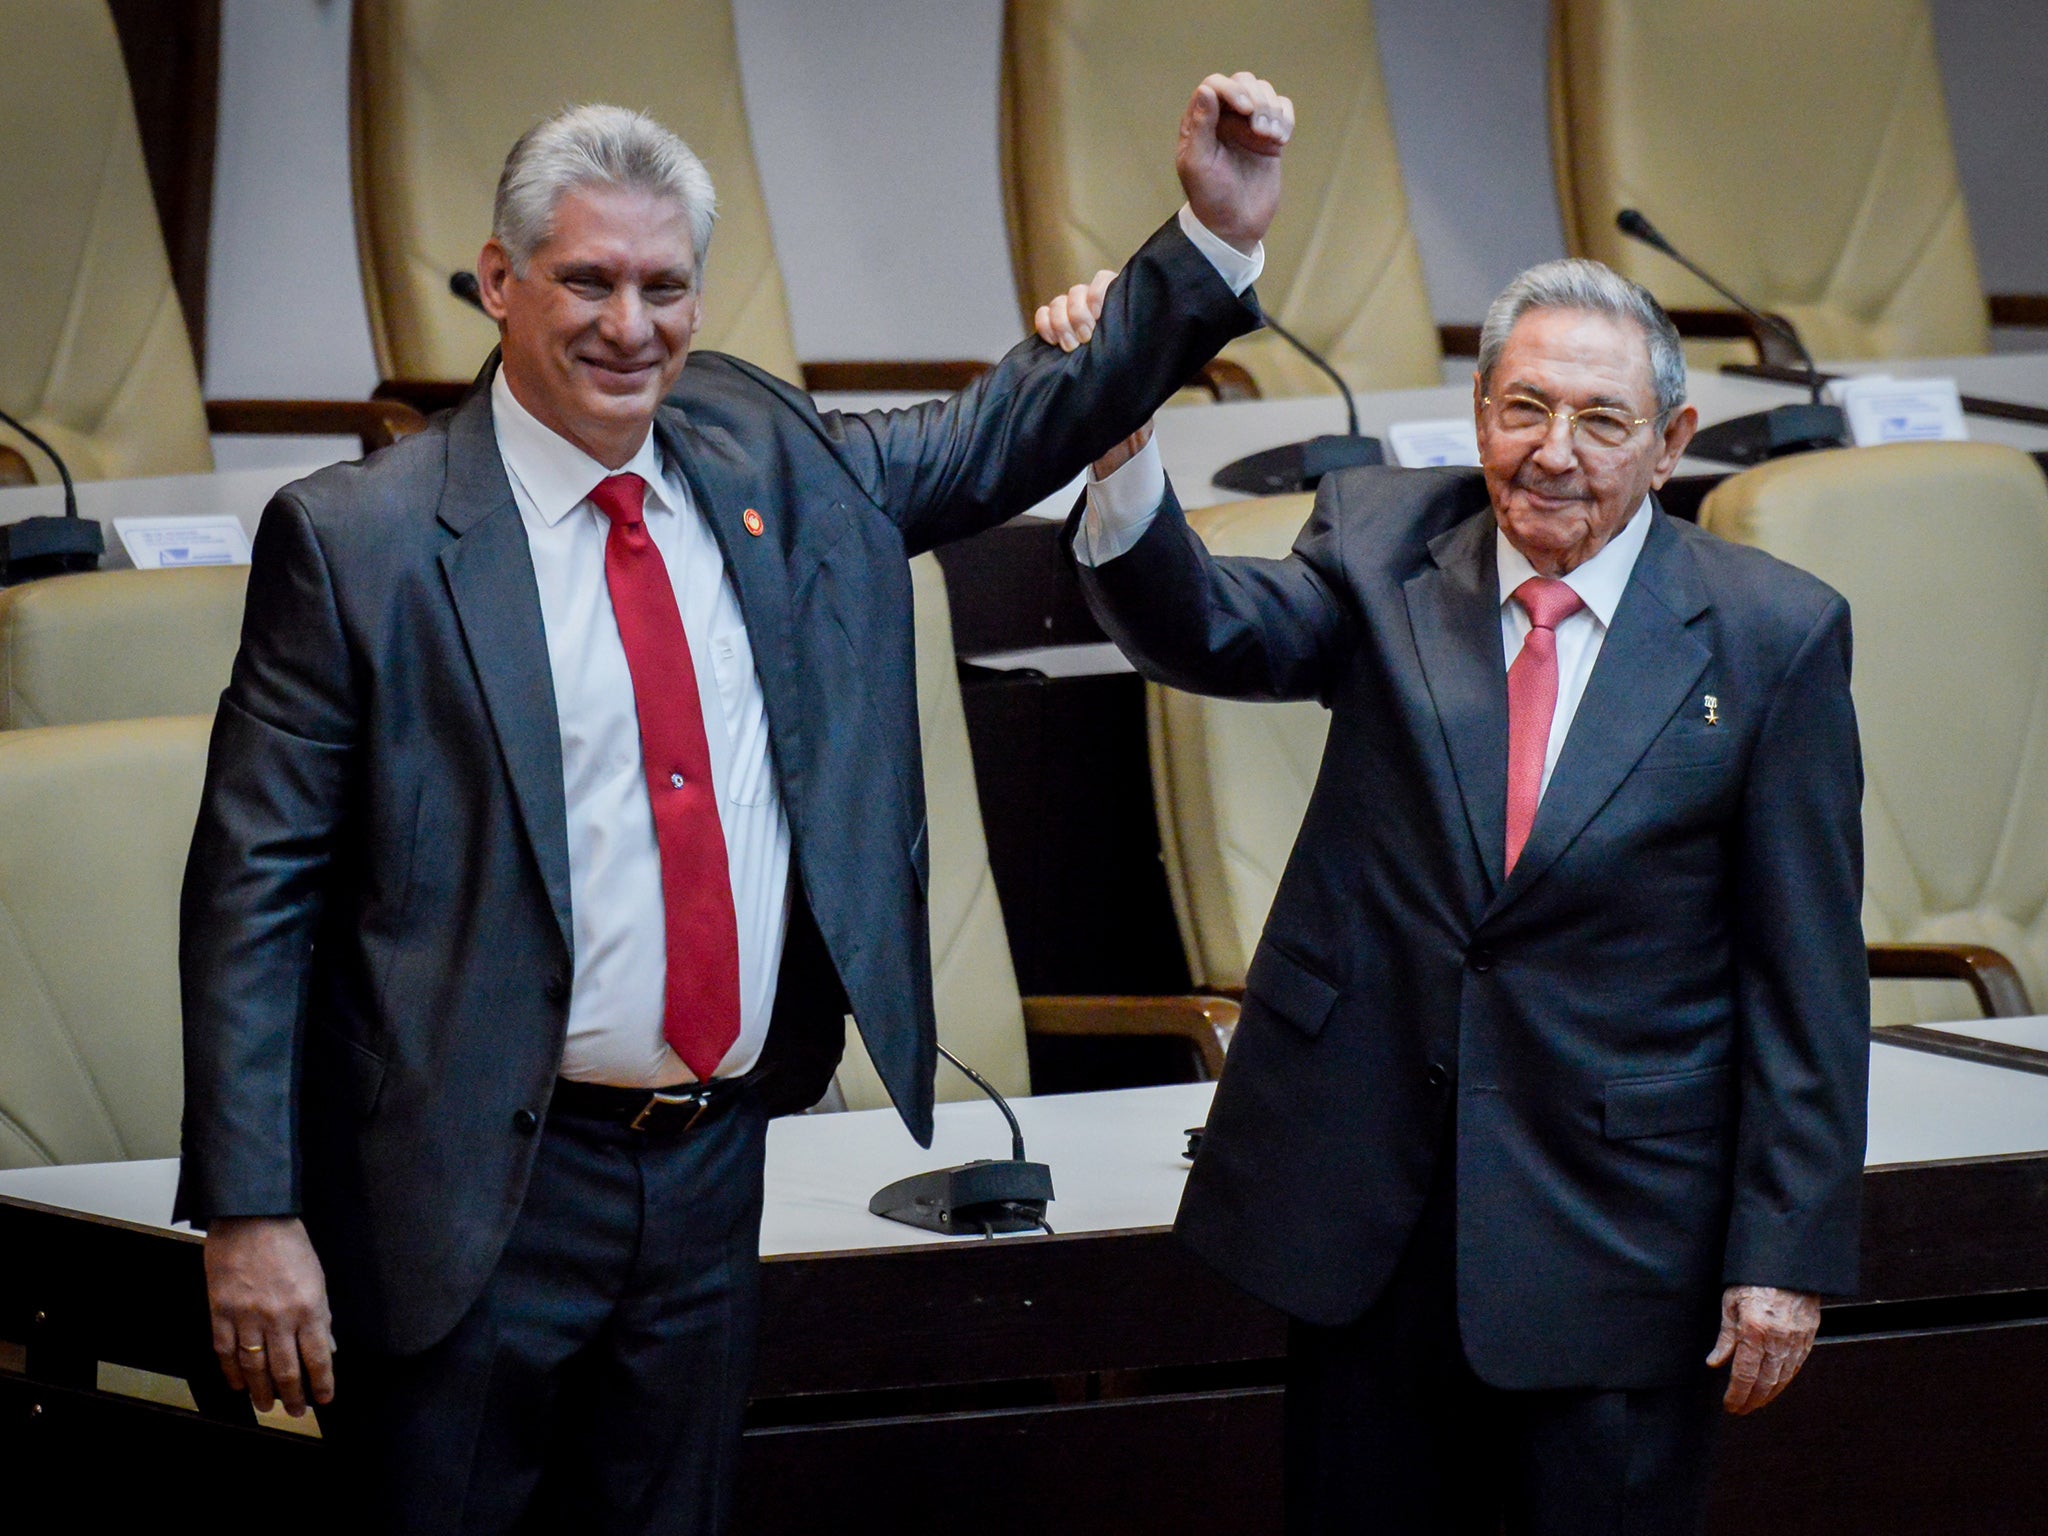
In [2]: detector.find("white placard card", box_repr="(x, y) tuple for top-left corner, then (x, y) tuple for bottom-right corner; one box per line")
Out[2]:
(114, 515), (253, 569)
(1387, 418), (1482, 468)
(1826, 375), (1969, 448)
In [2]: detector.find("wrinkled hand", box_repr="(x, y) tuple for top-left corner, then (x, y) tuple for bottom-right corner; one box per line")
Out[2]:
(1707, 1284), (1820, 1414)
(205, 1216), (336, 1415)
(1177, 71), (1293, 254)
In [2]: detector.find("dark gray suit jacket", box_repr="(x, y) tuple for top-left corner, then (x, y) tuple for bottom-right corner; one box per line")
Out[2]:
(1077, 466), (1869, 1390)
(176, 218), (1257, 1354)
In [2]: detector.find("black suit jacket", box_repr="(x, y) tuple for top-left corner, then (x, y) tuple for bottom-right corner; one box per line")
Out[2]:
(1077, 466), (1869, 1390)
(177, 219), (1257, 1354)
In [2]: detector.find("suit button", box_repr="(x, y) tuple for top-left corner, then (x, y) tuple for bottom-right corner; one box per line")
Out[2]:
(1466, 946), (1496, 974)
(1426, 1063), (1451, 1091)
(512, 1108), (540, 1136)
(544, 969), (570, 1005)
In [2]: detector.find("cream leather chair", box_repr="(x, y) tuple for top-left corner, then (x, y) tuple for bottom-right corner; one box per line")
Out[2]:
(0, 2), (419, 484)
(351, 0), (981, 401)
(1549, 0), (2045, 364)
(0, 567), (247, 728)
(834, 554), (1236, 1111)
(1001, 0), (1448, 401)
(0, 716), (209, 1168)
(1701, 443), (2048, 1025)
(1145, 495), (1327, 991)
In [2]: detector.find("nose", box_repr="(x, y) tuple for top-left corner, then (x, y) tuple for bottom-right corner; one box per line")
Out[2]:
(598, 284), (655, 351)
(1531, 412), (1579, 474)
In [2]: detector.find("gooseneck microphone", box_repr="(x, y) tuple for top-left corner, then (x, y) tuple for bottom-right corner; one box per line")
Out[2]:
(1614, 208), (1846, 466)
(1210, 316), (1385, 496)
(0, 404), (104, 585)
(869, 1044), (1055, 1237)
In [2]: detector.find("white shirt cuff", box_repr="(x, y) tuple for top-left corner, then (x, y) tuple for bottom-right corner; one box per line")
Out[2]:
(1076, 437), (1167, 567)
(1178, 204), (1263, 296)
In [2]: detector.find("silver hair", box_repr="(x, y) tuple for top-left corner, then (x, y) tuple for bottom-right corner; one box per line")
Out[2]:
(1476, 258), (1686, 419)
(492, 104), (718, 274)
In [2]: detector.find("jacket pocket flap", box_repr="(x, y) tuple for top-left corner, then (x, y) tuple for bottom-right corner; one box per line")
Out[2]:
(1244, 944), (1340, 1039)
(312, 1022), (388, 1118)
(1604, 1064), (1731, 1140)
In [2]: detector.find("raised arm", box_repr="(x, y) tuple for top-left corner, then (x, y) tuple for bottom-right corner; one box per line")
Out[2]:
(828, 73), (1292, 554)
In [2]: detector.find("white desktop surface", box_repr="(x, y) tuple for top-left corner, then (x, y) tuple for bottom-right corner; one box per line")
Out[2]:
(1935, 1014), (2048, 1053)
(5, 1046), (2046, 1249)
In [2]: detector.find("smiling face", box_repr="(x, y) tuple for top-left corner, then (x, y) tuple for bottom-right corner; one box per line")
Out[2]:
(1473, 307), (1697, 576)
(477, 183), (702, 469)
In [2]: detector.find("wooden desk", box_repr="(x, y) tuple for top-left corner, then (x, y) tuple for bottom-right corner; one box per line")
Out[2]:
(4, 1046), (2047, 1533)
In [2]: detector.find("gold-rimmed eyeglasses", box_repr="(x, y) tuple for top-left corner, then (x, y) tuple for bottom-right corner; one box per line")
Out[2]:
(1482, 393), (1658, 450)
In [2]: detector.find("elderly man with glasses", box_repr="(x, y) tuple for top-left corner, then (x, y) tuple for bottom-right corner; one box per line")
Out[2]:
(1042, 257), (1868, 1533)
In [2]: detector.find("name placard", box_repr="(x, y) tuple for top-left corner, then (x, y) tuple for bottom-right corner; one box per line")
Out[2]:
(1387, 418), (1482, 468)
(113, 515), (253, 569)
(1827, 375), (1969, 448)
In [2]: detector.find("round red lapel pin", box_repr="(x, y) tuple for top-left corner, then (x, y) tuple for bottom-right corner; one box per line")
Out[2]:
(743, 508), (765, 537)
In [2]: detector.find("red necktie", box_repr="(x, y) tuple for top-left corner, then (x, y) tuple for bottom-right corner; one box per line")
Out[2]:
(1504, 576), (1585, 875)
(588, 473), (741, 1080)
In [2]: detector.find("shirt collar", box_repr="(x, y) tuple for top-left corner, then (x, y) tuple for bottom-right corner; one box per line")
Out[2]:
(1495, 494), (1654, 628)
(491, 369), (670, 527)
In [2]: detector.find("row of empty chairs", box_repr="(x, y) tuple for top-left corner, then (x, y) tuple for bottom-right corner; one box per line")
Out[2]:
(8, 0), (2044, 486)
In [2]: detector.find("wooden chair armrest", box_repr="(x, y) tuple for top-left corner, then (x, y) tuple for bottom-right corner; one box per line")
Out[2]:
(1664, 307), (1805, 370)
(1988, 294), (2048, 329)
(800, 360), (992, 394)
(1186, 359), (1260, 402)
(1867, 941), (2035, 1019)
(1020, 994), (1240, 1080)
(0, 444), (31, 488)
(205, 398), (427, 454)
(372, 378), (475, 416)
(1436, 323), (1482, 358)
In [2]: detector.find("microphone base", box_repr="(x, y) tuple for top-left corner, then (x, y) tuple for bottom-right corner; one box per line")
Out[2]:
(1686, 403), (1847, 468)
(1212, 433), (1385, 497)
(0, 515), (104, 586)
(870, 1158), (1054, 1236)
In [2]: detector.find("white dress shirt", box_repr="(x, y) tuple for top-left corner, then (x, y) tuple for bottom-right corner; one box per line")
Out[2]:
(1081, 446), (1652, 807)
(1494, 497), (1652, 798)
(493, 370), (791, 1087)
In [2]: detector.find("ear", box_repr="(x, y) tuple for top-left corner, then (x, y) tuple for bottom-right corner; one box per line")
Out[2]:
(475, 239), (515, 325)
(1649, 403), (1698, 487)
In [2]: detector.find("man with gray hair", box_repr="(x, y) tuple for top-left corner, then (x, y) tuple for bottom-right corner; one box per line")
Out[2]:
(1042, 257), (1868, 1530)
(178, 76), (1292, 1532)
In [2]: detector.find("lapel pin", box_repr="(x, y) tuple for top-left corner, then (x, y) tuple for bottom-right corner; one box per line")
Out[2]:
(742, 508), (765, 537)
(1704, 694), (1721, 726)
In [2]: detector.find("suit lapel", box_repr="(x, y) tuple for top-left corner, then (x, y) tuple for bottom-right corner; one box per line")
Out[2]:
(1403, 508), (1512, 896)
(655, 407), (803, 785)
(434, 389), (574, 951)
(1490, 511), (1712, 910)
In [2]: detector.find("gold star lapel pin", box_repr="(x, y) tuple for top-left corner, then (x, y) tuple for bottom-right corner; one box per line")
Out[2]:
(1704, 694), (1721, 726)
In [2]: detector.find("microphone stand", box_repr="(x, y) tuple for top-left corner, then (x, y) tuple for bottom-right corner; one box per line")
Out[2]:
(0, 406), (103, 585)
(1210, 317), (1385, 496)
(869, 1045), (1055, 1237)
(1614, 209), (1846, 466)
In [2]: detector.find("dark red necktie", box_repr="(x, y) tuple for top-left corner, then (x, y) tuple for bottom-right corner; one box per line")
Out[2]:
(1504, 576), (1585, 875)
(588, 473), (741, 1080)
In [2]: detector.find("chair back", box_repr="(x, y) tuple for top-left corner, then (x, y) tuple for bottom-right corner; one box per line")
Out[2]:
(1549, 0), (1988, 361)
(1700, 443), (2048, 1023)
(1147, 494), (1328, 990)
(0, 717), (210, 1168)
(834, 554), (1032, 1111)
(0, 1), (212, 481)
(0, 567), (248, 728)
(1001, 0), (1441, 398)
(350, 0), (803, 385)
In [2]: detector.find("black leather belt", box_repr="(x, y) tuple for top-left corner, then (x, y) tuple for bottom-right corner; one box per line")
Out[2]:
(549, 1076), (751, 1137)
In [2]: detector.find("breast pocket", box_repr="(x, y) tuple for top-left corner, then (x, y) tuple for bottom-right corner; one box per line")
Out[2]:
(710, 628), (776, 806)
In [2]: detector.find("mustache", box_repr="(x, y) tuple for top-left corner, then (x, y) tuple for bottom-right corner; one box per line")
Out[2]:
(1511, 469), (1588, 499)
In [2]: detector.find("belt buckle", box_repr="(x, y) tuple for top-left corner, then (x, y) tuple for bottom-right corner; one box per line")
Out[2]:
(629, 1086), (712, 1134)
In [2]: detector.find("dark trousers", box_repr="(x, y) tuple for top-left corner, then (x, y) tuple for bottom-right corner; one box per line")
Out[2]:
(1285, 1156), (1723, 1536)
(320, 1094), (769, 1536)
